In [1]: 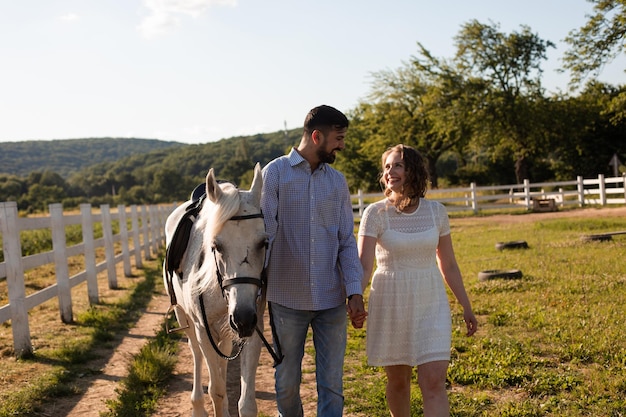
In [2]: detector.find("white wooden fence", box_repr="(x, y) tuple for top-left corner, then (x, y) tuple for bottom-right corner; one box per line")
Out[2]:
(0, 202), (172, 357)
(352, 174), (626, 217)
(2, 173), (624, 356)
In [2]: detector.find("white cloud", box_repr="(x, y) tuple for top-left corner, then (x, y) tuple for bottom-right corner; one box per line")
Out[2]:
(59, 13), (79, 22)
(137, 0), (237, 39)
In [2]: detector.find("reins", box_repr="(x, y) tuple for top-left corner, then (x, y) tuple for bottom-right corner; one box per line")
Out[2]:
(165, 196), (283, 366)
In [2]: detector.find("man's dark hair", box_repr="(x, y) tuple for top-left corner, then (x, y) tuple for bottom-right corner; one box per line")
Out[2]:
(303, 105), (349, 136)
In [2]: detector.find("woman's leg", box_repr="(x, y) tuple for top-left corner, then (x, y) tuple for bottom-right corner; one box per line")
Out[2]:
(384, 365), (412, 417)
(417, 360), (450, 417)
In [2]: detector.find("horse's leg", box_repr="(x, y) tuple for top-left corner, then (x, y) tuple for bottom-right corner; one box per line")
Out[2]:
(186, 328), (210, 417)
(239, 301), (265, 417)
(238, 332), (262, 417)
(201, 336), (232, 417)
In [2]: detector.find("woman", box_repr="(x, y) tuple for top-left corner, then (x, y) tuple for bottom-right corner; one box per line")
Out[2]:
(356, 144), (477, 417)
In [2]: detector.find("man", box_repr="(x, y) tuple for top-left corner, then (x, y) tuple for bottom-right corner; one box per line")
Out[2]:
(261, 104), (365, 417)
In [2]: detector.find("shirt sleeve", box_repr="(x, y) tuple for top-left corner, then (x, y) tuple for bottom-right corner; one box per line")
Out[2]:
(337, 175), (364, 298)
(260, 161), (280, 264)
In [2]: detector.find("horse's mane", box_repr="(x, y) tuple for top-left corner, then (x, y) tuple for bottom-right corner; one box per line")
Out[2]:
(205, 182), (240, 236)
(192, 182), (241, 297)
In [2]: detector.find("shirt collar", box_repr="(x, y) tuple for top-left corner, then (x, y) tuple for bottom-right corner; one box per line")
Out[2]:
(288, 147), (327, 172)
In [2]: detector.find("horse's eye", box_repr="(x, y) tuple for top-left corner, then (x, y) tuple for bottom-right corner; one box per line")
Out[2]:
(212, 240), (223, 253)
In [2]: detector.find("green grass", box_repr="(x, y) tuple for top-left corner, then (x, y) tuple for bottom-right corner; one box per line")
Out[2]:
(4, 211), (626, 416)
(344, 214), (626, 416)
(101, 322), (179, 417)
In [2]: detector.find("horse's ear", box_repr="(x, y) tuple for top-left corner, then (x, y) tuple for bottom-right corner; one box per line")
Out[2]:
(206, 168), (222, 203)
(249, 163), (262, 203)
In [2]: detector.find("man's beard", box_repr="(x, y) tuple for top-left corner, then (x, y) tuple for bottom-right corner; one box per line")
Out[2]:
(317, 148), (337, 164)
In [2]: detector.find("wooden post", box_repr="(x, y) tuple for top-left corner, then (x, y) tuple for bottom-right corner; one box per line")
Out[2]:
(142, 205), (151, 260)
(470, 182), (478, 213)
(101, 204), (117, 289)
(0, 202), (32, 357)
(523, 179), (531, 210)
(130, 205), (143, 268)
(118, 205), (132, 277)
(598, 174), (607, 206)
(80, 204), (99, 304)
(577, 176), (584, 207)
(50, 203), (73, 323)
(150, 205), (159, 256)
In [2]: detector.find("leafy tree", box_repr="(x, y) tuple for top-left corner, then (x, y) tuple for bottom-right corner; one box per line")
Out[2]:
(563, 0), (626, 87)
(0, 174), (26, 203)
(347, 56), (469, 189)
(453, 20), (555, 183)
(549, 82), (626, 179)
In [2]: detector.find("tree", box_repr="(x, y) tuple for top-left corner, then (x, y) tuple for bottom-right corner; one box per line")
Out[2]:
(563, 0), (626, 87)
(453, 20), (555, 183)
(347, 54), (471, 189)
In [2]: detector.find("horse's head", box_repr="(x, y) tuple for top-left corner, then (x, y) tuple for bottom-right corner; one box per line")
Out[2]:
(203, 163), (267, 338)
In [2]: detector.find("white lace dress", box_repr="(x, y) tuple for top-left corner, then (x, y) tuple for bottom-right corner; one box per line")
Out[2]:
(358, 198), (452, 366)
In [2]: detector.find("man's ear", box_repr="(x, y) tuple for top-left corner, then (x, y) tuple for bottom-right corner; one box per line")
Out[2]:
(312, 130), (322, 143)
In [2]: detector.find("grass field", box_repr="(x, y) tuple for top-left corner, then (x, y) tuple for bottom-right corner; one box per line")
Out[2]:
(1, 207), (626, 416)
(343, 208), (626, 416)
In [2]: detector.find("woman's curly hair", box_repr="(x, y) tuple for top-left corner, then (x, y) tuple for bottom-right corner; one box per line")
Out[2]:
(379, 144), (429, 212)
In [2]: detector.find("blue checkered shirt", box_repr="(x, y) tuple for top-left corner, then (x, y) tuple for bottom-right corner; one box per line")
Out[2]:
(261, 148), (363, 311)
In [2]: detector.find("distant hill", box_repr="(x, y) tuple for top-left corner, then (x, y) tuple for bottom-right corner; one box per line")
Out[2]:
(0, 138), (185, 178)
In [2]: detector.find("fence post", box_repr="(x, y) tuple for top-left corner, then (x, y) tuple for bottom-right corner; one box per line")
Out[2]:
(623, 173), (626, 204)
(523, 179), (531, 209)
(130, 205), (143, 268)
(0, 202), (32, 357)
(470, 182), (478, 214)
(150, 206), (159, 256)
(577, 176), (584, 206)
(50, 203), (73, 324)
(598, 174), (607, 206)
(118, 205), (132, 277)
(80, 204), (99, 304)
(142, 205), (152, 260)
(101, 204), (117, 289)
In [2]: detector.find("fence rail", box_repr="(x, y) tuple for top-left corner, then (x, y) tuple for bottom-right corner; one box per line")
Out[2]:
(0, 202), (172, 357)
(352, 174), (626, 217)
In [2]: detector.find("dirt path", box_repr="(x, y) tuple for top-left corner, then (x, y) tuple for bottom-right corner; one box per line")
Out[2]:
(152, 302), (319, 417)
(46, 291), (172, 416)
(49, 286), (318, 417)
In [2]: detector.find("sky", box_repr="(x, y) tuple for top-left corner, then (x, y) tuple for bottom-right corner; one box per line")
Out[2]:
(1, 0), (625, 145)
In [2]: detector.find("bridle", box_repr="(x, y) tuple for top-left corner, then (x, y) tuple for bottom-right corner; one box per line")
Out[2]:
(201, 210), (283, 365)
(165, 197), (283, 366)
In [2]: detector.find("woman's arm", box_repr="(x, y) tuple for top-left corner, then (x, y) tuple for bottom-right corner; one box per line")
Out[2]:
(437, 234), (478, 336)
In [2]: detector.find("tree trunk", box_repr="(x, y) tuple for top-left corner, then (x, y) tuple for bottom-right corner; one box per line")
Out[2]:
(514, 156), (529, 184)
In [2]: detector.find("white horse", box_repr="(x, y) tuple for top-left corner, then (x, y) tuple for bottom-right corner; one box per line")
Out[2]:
(164, 163), (268, 417)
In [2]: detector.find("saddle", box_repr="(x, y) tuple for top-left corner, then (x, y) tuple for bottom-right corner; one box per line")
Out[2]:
(164, 185), (206, 305)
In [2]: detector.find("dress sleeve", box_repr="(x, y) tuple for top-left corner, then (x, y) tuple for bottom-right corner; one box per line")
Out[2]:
(434, 201), (451, 237)
(358, 202), (382, 238)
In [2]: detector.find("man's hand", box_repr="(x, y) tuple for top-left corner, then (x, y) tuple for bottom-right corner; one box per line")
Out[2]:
(347, 294), (367, 329)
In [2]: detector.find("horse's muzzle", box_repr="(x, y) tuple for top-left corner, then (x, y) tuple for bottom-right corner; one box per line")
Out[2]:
(229, 308), (258, 338)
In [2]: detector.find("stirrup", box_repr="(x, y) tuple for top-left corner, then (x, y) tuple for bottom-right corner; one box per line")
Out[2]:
(165, 304), (189, 333)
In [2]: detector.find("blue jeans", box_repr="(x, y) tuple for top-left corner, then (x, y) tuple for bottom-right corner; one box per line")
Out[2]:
(270, 303), (347, 417)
